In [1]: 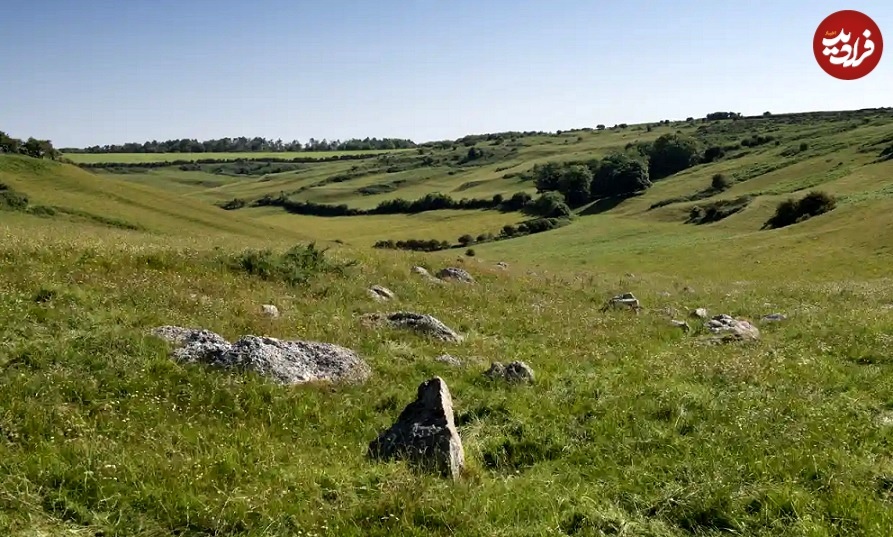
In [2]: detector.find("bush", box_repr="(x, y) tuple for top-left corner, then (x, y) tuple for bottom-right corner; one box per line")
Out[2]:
(703, 146), (725, 163)
(524, 192), (573, 218)
(763, 191), (837, 229)
(458, 234), (474, 246)
(711, 173), (732, 191)
(218, 198), (247, 210)
(465, 248), (476, 257)
(687, 196), (752, 225)
(0, 184), (29, 211)
(226, 243), (354, 286)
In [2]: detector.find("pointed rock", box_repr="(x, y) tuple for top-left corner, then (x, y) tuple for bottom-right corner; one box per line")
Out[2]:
(367, 377), (465, 479)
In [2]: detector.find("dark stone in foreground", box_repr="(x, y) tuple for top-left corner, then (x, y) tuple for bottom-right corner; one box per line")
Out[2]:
(367, 377), (465, 479)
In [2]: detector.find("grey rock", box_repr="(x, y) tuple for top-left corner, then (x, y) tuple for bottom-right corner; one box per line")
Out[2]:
(670, 320), (691, 333)
(484, 361), (535, 384)
(437, 267), (475, 284)
(368, 285), (396, 302)
(496, 262), (508, 269)
(361, 311), (463, 342)
(691, 308), (709, 319)
(261, 304), (280, 318)
(435, 354), (462, 367)
(761, 313), (787, 322)
(704, 315), (760, 342)
(150, 326), (370, 385)
(367, 377), (465, 479)
(601, 292), (641, 312)
(411, 266), (445, 285)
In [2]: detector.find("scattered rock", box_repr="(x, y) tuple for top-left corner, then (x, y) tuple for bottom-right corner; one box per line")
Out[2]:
(496, 262), (508, 269)
(484, 361), (535, 384)
(761, 313), (787, 323)
(261, 304), (280, 318)
(412, 266), (446, 285)
(150, 326), (371, 385)
(367, 377), (465, 479)
(670, 320), (691, 333)
(368, 285), (396, 302)
(435, 354), (462, 367)
(704, 315), (760, 342)
(437, 267), (475, 284)
(683, 286), (695, 293)
(691, 308), (709, 319)
(360, 312), (463, 343)
(601, 292), (641, 312)
(658, 291), (672, 297)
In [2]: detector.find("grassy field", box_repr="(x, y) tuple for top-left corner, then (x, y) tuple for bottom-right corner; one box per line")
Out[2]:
(62, 149), (410, 164)
(3, 109), (893, 535)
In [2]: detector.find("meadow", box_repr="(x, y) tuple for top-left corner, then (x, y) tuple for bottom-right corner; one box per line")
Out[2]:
(2, 109), (893, 536)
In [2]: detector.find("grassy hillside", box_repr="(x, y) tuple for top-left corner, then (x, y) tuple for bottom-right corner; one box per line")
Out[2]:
(3, 108), (893, 536)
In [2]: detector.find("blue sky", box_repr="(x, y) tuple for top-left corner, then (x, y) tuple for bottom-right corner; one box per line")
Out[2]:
(2, 0), (891, 147)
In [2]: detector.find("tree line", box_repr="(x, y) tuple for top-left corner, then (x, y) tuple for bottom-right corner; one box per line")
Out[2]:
(0, 131), (58, 159)
(61, 136), (417, 154)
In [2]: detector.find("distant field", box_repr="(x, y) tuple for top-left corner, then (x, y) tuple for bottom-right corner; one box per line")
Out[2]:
(63, 149), (410, 164)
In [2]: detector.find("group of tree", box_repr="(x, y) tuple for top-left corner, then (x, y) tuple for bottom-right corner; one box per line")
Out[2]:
(705, 111), (744, 121)
(527, 152), (652, 207)
(62, 136), (417, 154)
(525, 131), (739, 207)
(0, 131), (59, 160)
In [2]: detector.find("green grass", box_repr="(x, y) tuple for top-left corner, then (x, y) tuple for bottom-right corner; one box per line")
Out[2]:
(62, 149), (411, 164)
(3, 108), (893, 535)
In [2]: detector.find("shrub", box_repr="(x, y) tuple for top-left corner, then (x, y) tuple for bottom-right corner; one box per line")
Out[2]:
(465, 248), (476, 257)
(226, 243), (353, 286)
(703, 146), (725, 163)
(687, 196), (752, 225)
(763, 191), (837, 229)
(525, 192), (573, 218)
(0, 186), (29, 211)
(218, 198), (247, 210)
(711, 173), (732, 191)
(458, 234), (474, 246)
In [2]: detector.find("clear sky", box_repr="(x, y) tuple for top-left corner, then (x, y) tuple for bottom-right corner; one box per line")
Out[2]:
(2, 0), (891, 148)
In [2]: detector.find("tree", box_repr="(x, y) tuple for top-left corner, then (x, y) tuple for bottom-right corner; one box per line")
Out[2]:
(647, 133), (700, 179)
(533, 162), (563, 193)
(526, 191), (573, 218)
(0, 131), (22, 154)
(591, 153), (651, 198)
(557, 165), (592, 207)
(458, 234), (474, 246)
(19, 137), (57, 159)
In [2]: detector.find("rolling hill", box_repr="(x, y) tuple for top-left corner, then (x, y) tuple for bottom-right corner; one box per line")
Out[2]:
(3, 108), (893, 536)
